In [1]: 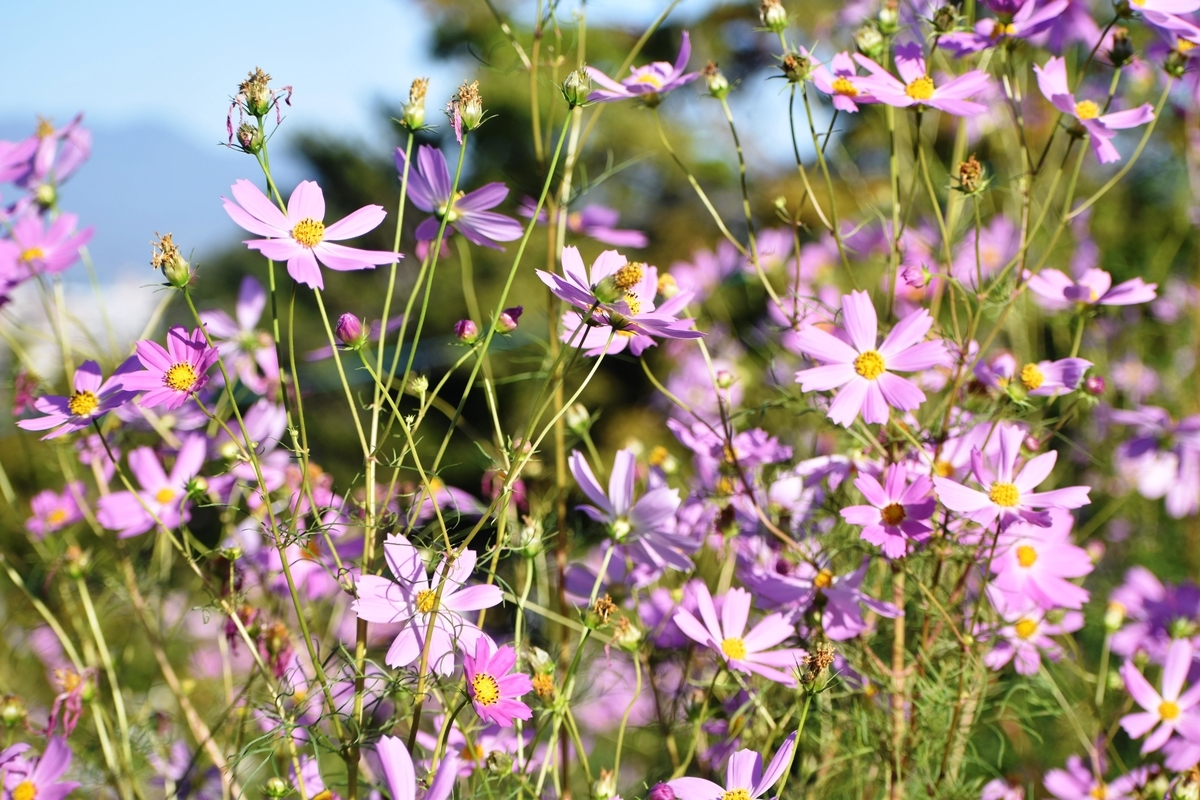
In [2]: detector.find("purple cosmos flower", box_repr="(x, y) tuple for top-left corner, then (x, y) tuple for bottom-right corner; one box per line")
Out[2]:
(223, 179), (400, 289)
(570, 449), (696, 570)
(0, 212), (92, 282)
(974, 353), (1093, 396)
(586, 32), (700, 104)
(940, 0), (1069, 56)
(989, 509), (1093, 610)
(2, 737), (80, 800)
(674, 584), (804, 686)
(463, 638), (534, 727)
(854, 43), (991, 116)
(25, 482), (86, 539)
(1120, 638), (1200, 753)
(1045, 753), (1151, 800)
(841, 464), (936, 558)
(982, 778), (1026, 800)
(17, 359), (136, 439)
(198, 275), (279, 395)
(933, 423), (1091, 530)
(666, 731), (797, 800)
(1034, 57), (1155, 164)
(794, 290), (947, 427)
(1027, 267), (1157, 310)
(561, 262), (697, 356)
(352, 533), (501, 675)
(10, 115), (91, 193)
(96, 434), (207, 538)
(377, 735), (458, 800)
(122, 326), (220, 411)
(520, 200), (649, 248)
(0, 137), (38, 183)
(980, 596), (1083, 675)
(811, 50), (879, 113)
(396, 145), (522, 249)
(1111, 406), (1200, 518)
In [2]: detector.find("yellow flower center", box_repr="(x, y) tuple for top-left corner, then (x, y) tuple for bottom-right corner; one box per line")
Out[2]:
(854, 350), (886, 380)
(905, 76), (936, 101)
(1179, 39), (1197, 53)
(990, 22), (1017, 38)
(648, 446), (670, 466)
(155, 487), (176, 505)
(291, 217), (325, 248)
(988, 482), (1020, 507)
(881, 502), (906, 526)
(47, 509), (68, 526)
(12, 780), (36, 800)
(657, 273), (677, 296)
(814, 568), (834, 589)
(634, 73), (665, 89)
(19, 247), (45, 264)
(934, 460), (955, 478)
(1014, 618), (1038, 639)
(68, 389), (100, 417)
(1016, 544), (1038, 567)
(1090, 784), (1109, 800)
(36, 117), (55, 139)
(832, 76), (858, 97)
(313, 792), (334, 800)
(614, 262), (645, 290)
(723, 791), (753, 800)
(721, 637), (747, 660)
(622, 292), (642, 316)
(416, 589), (437, 614)
(55, 668), (82, 692)
(164, 362), (198, 393)
(1074, 100), (1100, 120)
(1160, 700), (1181, 720)
(1020, 363), (1044, 390)
(472, 672), (501, 706)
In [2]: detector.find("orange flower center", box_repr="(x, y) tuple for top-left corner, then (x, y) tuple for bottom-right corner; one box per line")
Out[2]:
(814, 568), (834, 589)
(880, 502), (906, 526)
(832, 76), (858, 97)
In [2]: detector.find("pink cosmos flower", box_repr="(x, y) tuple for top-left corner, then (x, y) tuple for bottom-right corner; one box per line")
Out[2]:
(0, 212), (92, 281)
(810, 50), (879, 113)
(989, 509), (1093, 610)
(1027, 267), (1157, 310)
(396, 145), (523, 249)
(223, 179), (400, 290)
(25, 482), (86, 539)
(933, 423), (1090, 530)
(666, 731), (797, 800)
(1034, 57), (1155, 164)
(673, 584), (805, 686)
(10, 114), (91, 192)
(463, 638), (534, 727)
(17, 359), (136, 439)
(794, 290), (947, 427)
(1044, 753), (1151, 800)
(841, 464), (936, 558)
(96, 434), (207, 538)
(940, 0), (1069, 56)
(520, 200), (649, 248)
(199, 275), (279, 395)
(980, 596), (1083, 675)
(377, 735), (458, 800)
(974, 353), (1093, 396)
(352, 534), (502, 675)
(1120, 638), (1200, 753)
(122, 326), (220, 411)
(1, 737), (80, 800)
(586, 32), (700, 104)
(854, 43), (991, 116)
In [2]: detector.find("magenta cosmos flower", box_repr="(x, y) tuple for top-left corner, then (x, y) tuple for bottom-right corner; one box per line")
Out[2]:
(666, 731), (797, 800)
(674, 584), (804, 686)
(0, 212), (92, 280)
(463, 637), (533, 727)
(352, 533), (502, 675)
(1034, 57), (1155, 164)
(940, 0), (1069, 56)
(96, 434), (207, 538)
(17, 359), (136, 439)
(810, 50), (879, 113)
(794, 290), (947, 427)
(840, 464), (936, 559)
(223, 179), (400, 289)
(855, 43), (991, 116)
(1120, 638), (1200, 753)
(933, 423), (1090, 530)
(396, 146), (522, 249)
(2, 737), (80, 800)
(376, 735), (458, 800)
(25, 482), (86, 539)
(1027, 267), (1157, 310)
(586, 31), (699, 104)
(122, 326), (220, 411)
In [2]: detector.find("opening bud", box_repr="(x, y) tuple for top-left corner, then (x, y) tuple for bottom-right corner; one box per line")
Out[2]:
(901, 263), (930, 289)
(1083, 374), (1106, 396)
(151, 232), (192, 288)
(878, 0), (900, 33)
(565, 403), (591, 434)
(454, 81), (485, 132)
(496, 305), (524, 333)
(704, 61), (731, 99)
(854, 23), (886, 60)
(335, 313), (368, 349)
(562, 67), (592, 108)
(649, 783), (678, 800)
(454, 318), (480, 343)
(760, 0), (789, 32)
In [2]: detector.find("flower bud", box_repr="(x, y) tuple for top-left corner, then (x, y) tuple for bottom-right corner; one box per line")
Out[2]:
(565, 403), (591, 434)
(454, 319), (480, 344)
(854, 23), (886, 60)
(1173, 768), (1200, 800)
(716, 369), (736, 389)
(455, 81), (485, 132)
(65, 545), (89, 579)
(562, 67), (592, 108)
(35, 182), (56, 208)
(496, 306), (524, 333)
(335, 314), (368, 349)
(594, 769), (618, 800)
(263, 777), (292, 799)
(1166, 48), (1190, 78)
(404, 77), (429, 130)
(611, 616), (643, 652)
(932, 4), (959, 32)
(956, 154), (986, 195)
(878, 0), (900, 33)
(486, 750), (514, 776)
(527, 646), (555, 674)
(1108, 27), (1135, 67)
(1083, 374), (1106, 396)
(235, 122), (263, 154)
(760, 0), (789, 32)
(780, 52), (810, 83)
(0, 695), (26, 728)
(658, 273), (679, 299)
(901, 264), (930, 289)
(516, 515), (543, 556)
(649, 783), (677, 800)
(704, 62), (730, 99)
(151, 232), (192, 289)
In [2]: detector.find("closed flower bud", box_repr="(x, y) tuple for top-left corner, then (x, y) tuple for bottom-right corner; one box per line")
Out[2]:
(151, 232), (191, 289)
(235, 122), (263, 154)
(901, 263), (930, 289)
(932, 4), (959, 32)
(454, 319), (480, 343)
(658, 273), (679, 299)
(704, 62), (730, 99)
(878, 0), (900, 33)
(1166, 48), (1189, 78)
(496, 306), (524, 333)
(404, 77), (429, 130)
(527, 646), (555, 674)
(1083, 374), (1106, 396)
(263, 777), (292, 799)
(335, 314), (368, 349)
(1172, 768), (1200, 800)
(562, 67), (592, 108)
(760, 0), (789, 32)
(716, 369), (736, 389)
(649, 783), (677, 800)
(486, 751), (514, 776)
(65, 545), (89, 579)
(781, 52), (809, 83)
(35, 183), (56, 208)
(854, 23), (886, 60)
(594, 769), (618, 800)
(516, 515), (543, 556)
(0, 695), (26, 728)
(565, 403), (591, 434)
(1108, 27), (1135, 67)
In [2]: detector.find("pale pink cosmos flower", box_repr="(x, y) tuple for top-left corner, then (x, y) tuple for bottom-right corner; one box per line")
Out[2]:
(794, 290), (947, 426)
(980, 594), (1083, 675)
(854, 43), (991, 116)
(223, 179), (400, 290)
(17, 358), (137, 439)
(989, 509), (1093, 610)
(96, 434), (208, 538)
(25, 482), (86, 539)
(586, 32), (700, 104)
(463, 638), (533, 728)
(841, 464), (936, 559)
(376, 735), (459, 800)
(1034, 57), (1155, 164)
(1120, 638), (1200, 753)
(666, 731), (797, 800)
(1027, 267), (1157, 310)
(810, 50), (879, 113)
(673, 584), (804, 686)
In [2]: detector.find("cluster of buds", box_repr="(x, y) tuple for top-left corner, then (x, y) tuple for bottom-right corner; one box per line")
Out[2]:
(227, 67), (292, 153)
(403, 77), (429, 130)
(150, 232), (192, 289)
(561, 67), (592, 108)
(703, 61), (730, 99)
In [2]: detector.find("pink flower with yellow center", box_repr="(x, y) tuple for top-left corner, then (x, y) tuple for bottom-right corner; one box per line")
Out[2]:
(854, 43), (991, 116)
(96, 434), (207, 539)
(122, 326), (219, 411)
(840, 463), (936, 559)
(0, 212), (92, 280)
(462, 637), (533, 728)
(1033, 57), (1155, 164)
(1120, 638), (1200, 753)
(17, 359), (137, 439)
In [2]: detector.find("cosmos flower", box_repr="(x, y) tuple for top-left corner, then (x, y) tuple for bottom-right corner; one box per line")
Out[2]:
(223, 179), (400, 289)
(0, 212), (92, 280)
(974, 353), (1093, 397)
(560, 262), (697, 356)
(198, 275), (279, 395)
(520, 200), (649, 248)
(989, 509), (1093, 610)
(1, 737), (80, 800)
(1120, 638), (1200, 753)
(854, 43), (991, 115)
(674, 584), (804, 686)
(462, 638), (533, 727)
(1027, 267), (1158, 310)
(396, 145), (523, 249)
(586, 32), (700, 104)
(666, 731), (798, 800)
(980, 596), (1083, 675)
(811, 50), (879, 113)
(940, 0), (1069, 56)
(840, 464), (936, 559)
(376, 735), (459, 800)
(122, 326), (220, 411)
(96, 434), (208, 538)
(10, 114), (91, 193)
(1044, 753), (1151, 800)
(25, 483), (86, 539)
(17, 359), (136, 439)
(1033, 57), (1155, 164)
(933, 423), (1091, 530)
(794, 290), (947, 426)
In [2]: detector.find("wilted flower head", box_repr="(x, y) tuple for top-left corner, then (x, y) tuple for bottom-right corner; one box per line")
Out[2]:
(404, 77), (430, 129)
